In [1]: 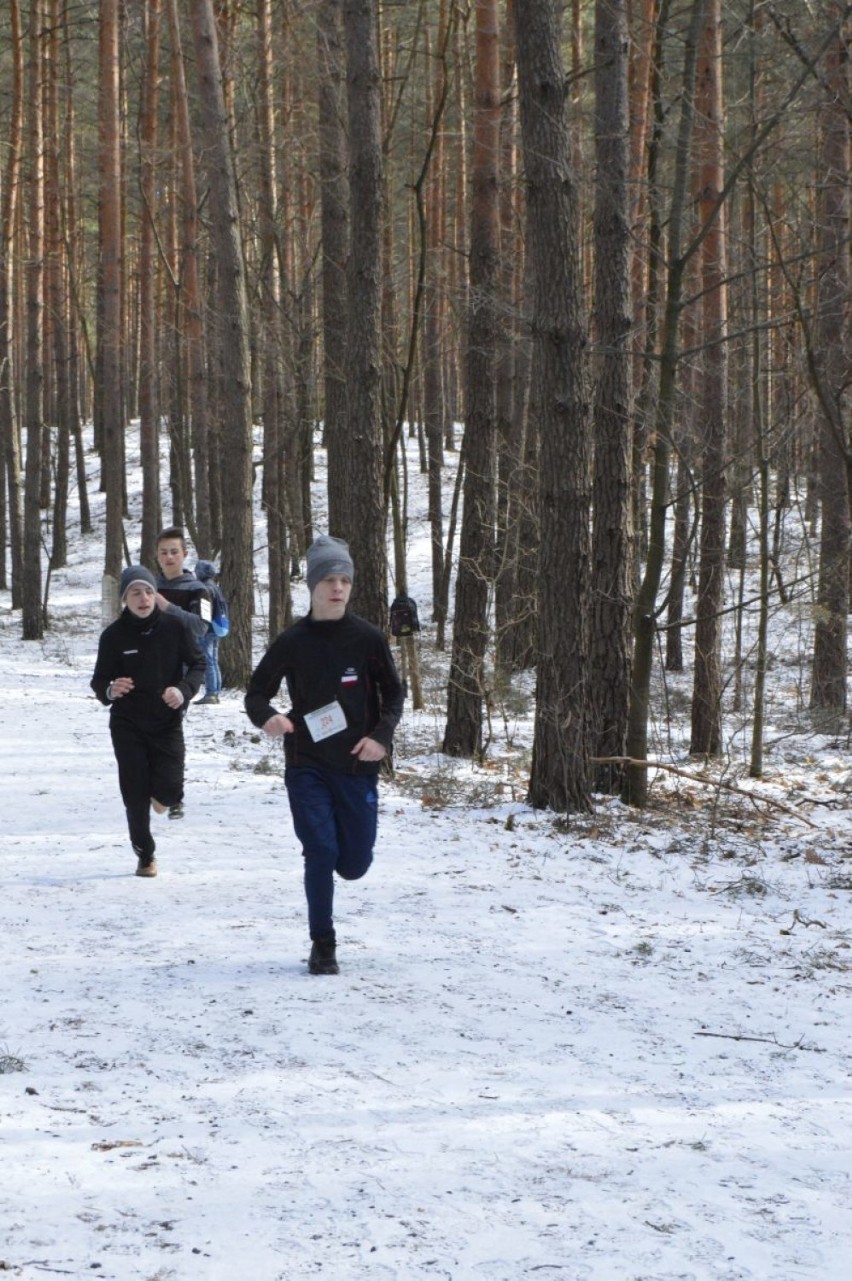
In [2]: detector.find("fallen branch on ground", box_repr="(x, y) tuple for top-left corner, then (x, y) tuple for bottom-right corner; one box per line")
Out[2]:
(780, 908), (828, 934)
(695, 1030), (810, 1051)
(591, 756), (817, 827)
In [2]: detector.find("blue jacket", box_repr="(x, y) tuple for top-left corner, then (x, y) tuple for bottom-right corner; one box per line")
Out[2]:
(195, 561), (229, 637)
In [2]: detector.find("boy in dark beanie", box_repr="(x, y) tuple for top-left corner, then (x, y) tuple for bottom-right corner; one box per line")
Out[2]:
(245, 535), (403, 975)
(91, 566), (205, 877)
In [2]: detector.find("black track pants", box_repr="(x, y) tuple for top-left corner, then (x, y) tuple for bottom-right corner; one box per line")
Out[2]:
(110, 718), (185, 856)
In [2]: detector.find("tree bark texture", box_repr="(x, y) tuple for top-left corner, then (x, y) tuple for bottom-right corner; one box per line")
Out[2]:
(138, 0), (162, 566)
(22, 0), (46, 637)
(444, 0), (500, 760)
(624, 0), (705, 806)
(690, 0), (728, 757)
(810, 9), (850, 721)
(423, 7), (449, 628)
(97, 0), (124, 605)
(45, 0), (71, 572)
(516, 0), (593, 812)
(168, 0), (210, 554)
(590, 0), (634, 792)
(257, 0), (289, 638)
(189, 0), (254, 686)
(341, 0), (388, 627)
(0, 0), (24, 605)
(318, 0), (351, 540)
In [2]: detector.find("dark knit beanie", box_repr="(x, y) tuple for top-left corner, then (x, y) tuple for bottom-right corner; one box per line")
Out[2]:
(120, 565), (157, 600)
(195, 559), (217, 583)
(306, 535), (355, 594)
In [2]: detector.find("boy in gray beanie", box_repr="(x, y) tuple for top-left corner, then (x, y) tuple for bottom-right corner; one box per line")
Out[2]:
(245, 534), (403, 975)
(119, 565), (157, 598)
(91, 565), (205, 877)
(305, 534), (355, 594)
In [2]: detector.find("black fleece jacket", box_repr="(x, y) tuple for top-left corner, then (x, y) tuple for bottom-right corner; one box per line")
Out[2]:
(244, 612), (404, 775)
(91, 606), (206, 733)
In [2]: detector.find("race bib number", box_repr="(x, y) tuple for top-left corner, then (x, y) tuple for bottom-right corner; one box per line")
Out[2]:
(304, 700), (347, 742)
(200, 597), (212, 622)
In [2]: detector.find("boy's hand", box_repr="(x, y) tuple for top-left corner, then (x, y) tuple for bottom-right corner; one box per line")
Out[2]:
(263, 713), (294, 737)
(109, 676), (134, 699)
(351, 736), (386, 762)
(162, 686), (185, 709)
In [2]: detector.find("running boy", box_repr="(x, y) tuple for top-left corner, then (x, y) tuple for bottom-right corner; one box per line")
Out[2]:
(244, 535), (404, 975)
(154, 527), (213, 815)
(155, 526), (212, 646)
(91, 566), (205, 877)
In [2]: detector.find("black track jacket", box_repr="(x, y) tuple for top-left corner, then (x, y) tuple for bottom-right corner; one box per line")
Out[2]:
(91, 606), (206, 733)
(244, 612), (404, 775)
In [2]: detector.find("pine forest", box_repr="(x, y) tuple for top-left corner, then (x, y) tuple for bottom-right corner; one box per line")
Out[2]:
(0, 0), (850, 813)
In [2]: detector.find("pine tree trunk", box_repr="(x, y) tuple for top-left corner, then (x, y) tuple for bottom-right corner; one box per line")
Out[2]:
(624, 0), (705, 806)
(341, 0), (387, 626)
(494, 12), (529, 682)
(318, 0), (351, 541)
(257, 0), (290, 638)
(189, 0), (254, 686)
(443, 0), (500, 760)
(22, 0), (46, 638)
(168, 0), (209, 554)
(422, 4), (451, 628)
(589, 0), (633, 793)
(97, 0), (124, 608)
(138, 0), (162, 566)
(516, 0), (592, 812)
(61, 0), (90, 541)
(810, 12), (850, 723)
(689, 0), (728, 758)
(0, 0), (24, 605)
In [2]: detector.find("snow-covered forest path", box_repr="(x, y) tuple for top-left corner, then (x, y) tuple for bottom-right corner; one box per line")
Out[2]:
(2, 593), (851, 1279)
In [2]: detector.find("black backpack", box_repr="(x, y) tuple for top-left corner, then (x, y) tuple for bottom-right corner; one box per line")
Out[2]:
(389, 593), (420, 638)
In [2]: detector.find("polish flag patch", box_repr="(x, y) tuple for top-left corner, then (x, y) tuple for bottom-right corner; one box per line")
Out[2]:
(341, 668), (358, 685)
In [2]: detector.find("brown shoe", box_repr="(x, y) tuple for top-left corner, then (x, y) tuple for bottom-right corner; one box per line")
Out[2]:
(151, 799), (167, 815)
(136, 857), (158, 878)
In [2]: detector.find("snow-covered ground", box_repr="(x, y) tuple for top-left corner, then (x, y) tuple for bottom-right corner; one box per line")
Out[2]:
(1, 427), (851, 1279)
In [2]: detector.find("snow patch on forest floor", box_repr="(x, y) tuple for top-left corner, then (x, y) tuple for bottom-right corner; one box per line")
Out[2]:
(1, 427), (852, 1279)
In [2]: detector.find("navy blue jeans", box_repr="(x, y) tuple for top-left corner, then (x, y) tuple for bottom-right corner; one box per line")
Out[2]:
(201, 631), (221, 695)
(285, 766), (378, 939)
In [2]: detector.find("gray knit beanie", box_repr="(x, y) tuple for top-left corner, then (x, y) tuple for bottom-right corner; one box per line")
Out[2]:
(120, 565), (157, 600)
(306, 535), (355, 594)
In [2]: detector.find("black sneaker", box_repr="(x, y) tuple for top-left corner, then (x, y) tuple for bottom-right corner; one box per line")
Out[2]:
(197, 694), (220, 705)
(168, 803), (185, 820)
(308, 934), (339, 975)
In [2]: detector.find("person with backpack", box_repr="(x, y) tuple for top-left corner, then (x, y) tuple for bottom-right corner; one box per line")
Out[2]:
(244, 535), (404, 976)
(91, 566), (205, 878)
(194, 560), (229, 705)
